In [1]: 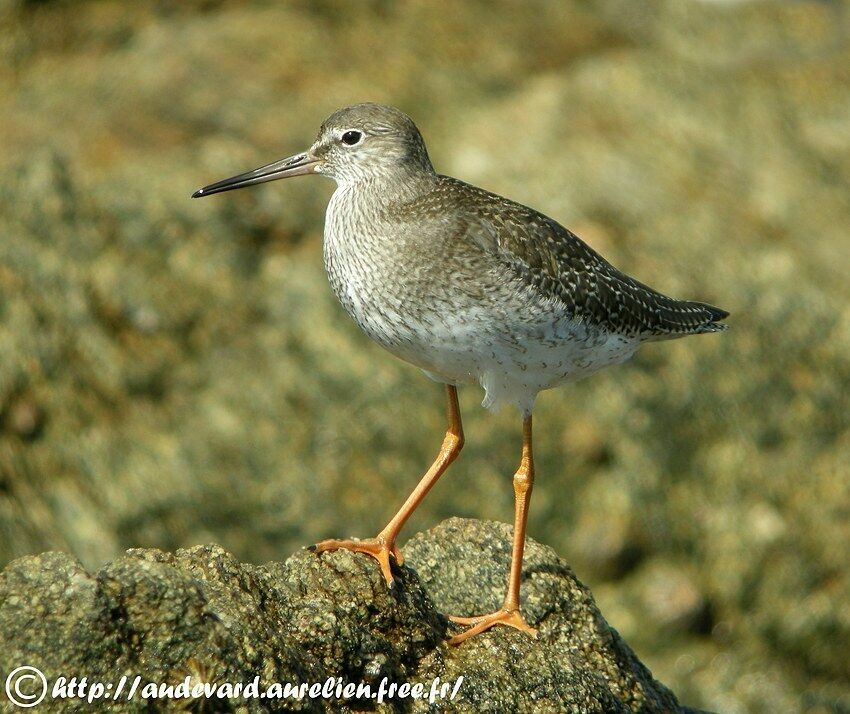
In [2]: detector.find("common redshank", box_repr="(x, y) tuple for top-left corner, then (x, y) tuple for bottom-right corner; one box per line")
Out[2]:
(193, 103), (728, 645)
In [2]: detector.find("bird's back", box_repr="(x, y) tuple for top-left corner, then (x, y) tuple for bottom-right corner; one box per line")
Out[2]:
(402, 176), (728, 340)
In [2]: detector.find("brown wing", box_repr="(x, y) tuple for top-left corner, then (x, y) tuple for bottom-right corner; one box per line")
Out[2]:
(444, 177), (728, 337)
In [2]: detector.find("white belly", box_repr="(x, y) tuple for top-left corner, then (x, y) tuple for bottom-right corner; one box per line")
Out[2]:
(328, 266), (640, 415)
(413, 311), (641, 414)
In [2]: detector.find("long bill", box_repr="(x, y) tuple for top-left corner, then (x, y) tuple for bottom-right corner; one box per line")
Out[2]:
(192, 151), (319, 198)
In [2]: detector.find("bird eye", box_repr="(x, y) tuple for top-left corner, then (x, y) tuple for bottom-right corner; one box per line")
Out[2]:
(341, 130), (363, 146)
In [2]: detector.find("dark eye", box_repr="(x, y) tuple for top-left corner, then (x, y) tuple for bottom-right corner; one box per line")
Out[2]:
(341, 130), (362, 146)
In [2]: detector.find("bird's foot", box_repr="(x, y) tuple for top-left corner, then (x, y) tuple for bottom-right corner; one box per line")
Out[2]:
(309, 536), (403, 588)
(446, 607), (538, 645)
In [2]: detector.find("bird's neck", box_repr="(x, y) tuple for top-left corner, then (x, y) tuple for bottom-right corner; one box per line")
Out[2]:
(335, 167), (437, 208)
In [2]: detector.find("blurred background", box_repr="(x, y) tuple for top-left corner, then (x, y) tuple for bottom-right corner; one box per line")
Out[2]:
(1, 0), (848, 711)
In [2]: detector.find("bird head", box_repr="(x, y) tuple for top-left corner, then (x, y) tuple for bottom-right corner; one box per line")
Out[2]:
(192, 103), (434, 198)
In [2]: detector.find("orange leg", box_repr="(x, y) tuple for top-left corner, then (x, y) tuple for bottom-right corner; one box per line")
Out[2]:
(310, 384), (464, 588)
(447, 414), (538, 645)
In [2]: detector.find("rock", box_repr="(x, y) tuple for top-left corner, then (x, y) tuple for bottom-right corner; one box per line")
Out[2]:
(0, 519), (692, 712)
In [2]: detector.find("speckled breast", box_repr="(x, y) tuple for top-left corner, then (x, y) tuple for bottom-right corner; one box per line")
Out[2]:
(323, 186), (435, 361)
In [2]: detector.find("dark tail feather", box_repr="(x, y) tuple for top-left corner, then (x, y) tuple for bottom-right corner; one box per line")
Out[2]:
(644, 298), (730, 339)
(692, 302), (729, 334)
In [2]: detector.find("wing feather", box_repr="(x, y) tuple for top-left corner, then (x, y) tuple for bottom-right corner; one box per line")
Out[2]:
(442, 177), (728, 337)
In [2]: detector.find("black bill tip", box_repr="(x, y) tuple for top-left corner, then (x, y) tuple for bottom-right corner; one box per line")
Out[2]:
(191, 151), (317, 200)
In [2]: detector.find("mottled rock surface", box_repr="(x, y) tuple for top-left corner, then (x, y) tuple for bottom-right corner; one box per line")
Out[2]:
(0, 519), (689, 712)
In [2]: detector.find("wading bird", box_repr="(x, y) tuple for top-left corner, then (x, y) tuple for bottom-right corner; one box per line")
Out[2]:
(193, 103), (728, 644)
